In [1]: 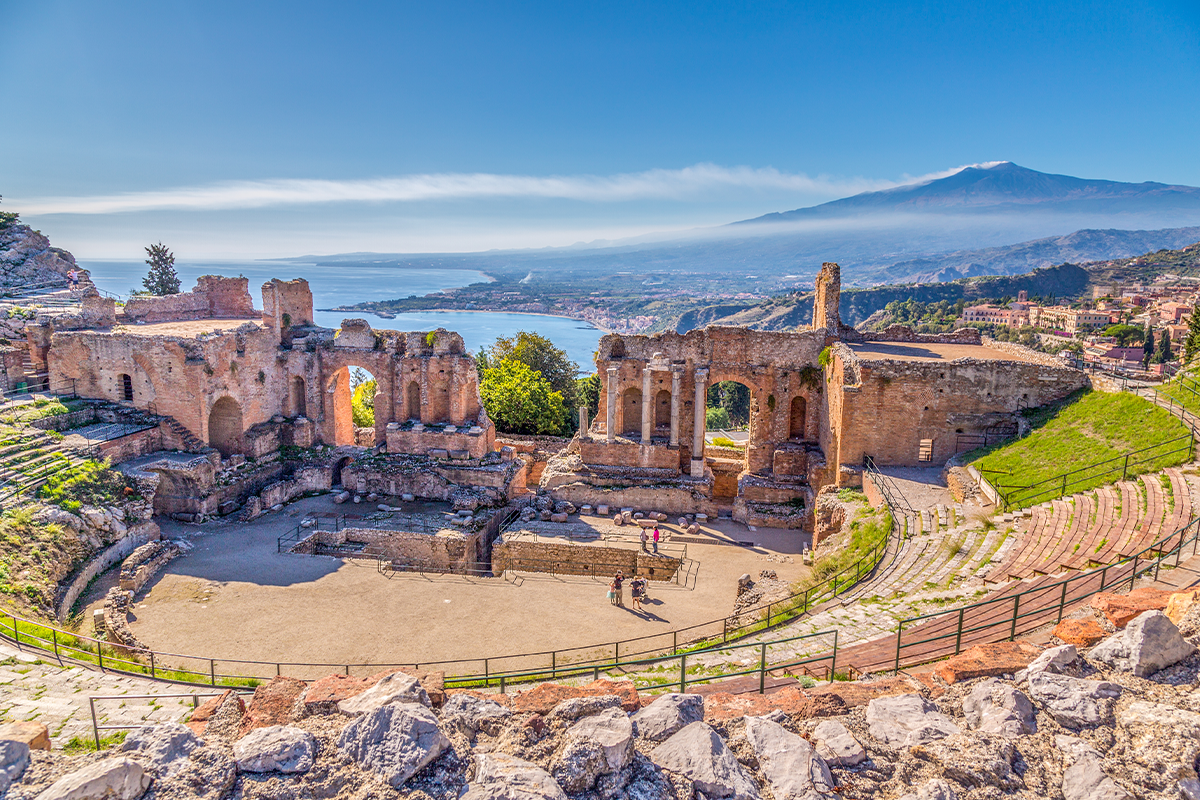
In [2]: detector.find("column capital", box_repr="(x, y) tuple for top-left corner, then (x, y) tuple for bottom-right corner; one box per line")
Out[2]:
(606, 365), (619, 375)
(694, 367), (710, 378)
(670, 363), (686, 374)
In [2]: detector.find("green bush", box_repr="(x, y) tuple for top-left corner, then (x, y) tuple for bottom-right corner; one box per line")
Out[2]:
(712, 436), (741, 448)
(705, 407), (731, 430)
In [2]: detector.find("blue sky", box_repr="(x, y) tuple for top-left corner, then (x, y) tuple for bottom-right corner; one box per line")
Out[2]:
(2, 0), (1198, 256)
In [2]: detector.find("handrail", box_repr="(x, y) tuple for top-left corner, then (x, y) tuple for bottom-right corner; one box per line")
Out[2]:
(891, 513), (1200, 673)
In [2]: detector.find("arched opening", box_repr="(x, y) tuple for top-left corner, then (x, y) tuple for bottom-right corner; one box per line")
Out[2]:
(119, 373), (134, 402)
(789, 396), (807, 440)
(332, 455), (354, 488)
(208, 396), (243, 457)
(706, 381), (750, 431)
(621, 387), (642, 435)
(405, 380), (421, 421)
(327, 365), (378, 447)
(704, 380), (751, 500)
(290, 376), (307, 418)
(654, 389), (671, 431)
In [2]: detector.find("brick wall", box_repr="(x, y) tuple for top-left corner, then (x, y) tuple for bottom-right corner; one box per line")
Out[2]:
(492, 540), (681, 581)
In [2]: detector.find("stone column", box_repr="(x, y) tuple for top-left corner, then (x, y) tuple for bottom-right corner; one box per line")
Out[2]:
(579, 405), (589, 440)
(690, 368), (709, 478)
(606, 366), (618, 444)
(669, 366), (683, 447)
(640, 366), (654, 442)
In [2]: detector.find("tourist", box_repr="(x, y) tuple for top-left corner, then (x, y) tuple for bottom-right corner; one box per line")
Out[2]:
(652, 526), (660, 553)
(631, 576), (646, 610)
(614, 572), (624, 606)
(67, 269), (79, 289)
(640, 527), (648, 552)
(607, 578), (618, 605)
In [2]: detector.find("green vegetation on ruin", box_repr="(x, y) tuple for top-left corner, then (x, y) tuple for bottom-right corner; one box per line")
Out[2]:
(969, 389), (1190, 506)
(37, 459), (137, 514)
(0, 507), (86, 612)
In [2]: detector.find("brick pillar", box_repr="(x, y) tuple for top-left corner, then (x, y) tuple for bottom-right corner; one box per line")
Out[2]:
(669, 366), (682, 447)
(640, 366), (653, 442)
(605, 366), (618, 444)
(691, 368), (708, 478)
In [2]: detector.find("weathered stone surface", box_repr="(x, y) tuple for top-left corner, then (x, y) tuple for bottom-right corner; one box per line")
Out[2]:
(1057, 738), (1132, 800)
(650, 722), (761, 800)
(703, 686), (848, 721)
(301, 673), (377, 710)
(546, 695), (624, 725)
(0, 738), (30, 792)
(510, 680), (640, 715)
(1016, 643), (1078, 682)
(187, 691), (244, 739)
(1117, 700), (1200, 778)
(1027, 672), (1120, 728)
(1053, 618), (1107, 648)
(0, 721), (50, 751)
(550, 707), (634, 793)
(744, 715), (835, 800)
(233, 725), (316, 773)
(630, 693), (704, 742)
(463, 752), (567, 800)
(865, 693), (960, 747)
(1088, 610), (1196, 677)
(933, 641), (1041, 684)
(921, 734), (1022, 791)
(962, 679), (1036, 737)
(240, 676), (306, 735)
(120, 722), (200, 776)
(338, 671), (431, 715)
(810, 719), (865, 766)
(337, 701), (450, 788)
(35, 758), (150, 800)
(897, 779), (958, 800)
(1090, 586), (1172, 627)
(1167, 588), (1200, 626)
(441, 693), (513, 737)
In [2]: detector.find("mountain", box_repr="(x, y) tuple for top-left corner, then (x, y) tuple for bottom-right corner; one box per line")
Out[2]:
(740, 162), (1200, 223)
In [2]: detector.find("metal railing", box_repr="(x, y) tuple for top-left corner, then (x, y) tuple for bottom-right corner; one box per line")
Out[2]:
(891, 514), (1200, 673)
(863, 456), (914, 516)
(88, 691), (250, 748)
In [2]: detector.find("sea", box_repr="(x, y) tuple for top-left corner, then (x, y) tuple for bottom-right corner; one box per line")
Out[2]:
(77, 259), (605, 370)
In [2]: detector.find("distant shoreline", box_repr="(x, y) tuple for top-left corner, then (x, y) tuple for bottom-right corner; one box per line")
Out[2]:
(320, 305), (616, 335)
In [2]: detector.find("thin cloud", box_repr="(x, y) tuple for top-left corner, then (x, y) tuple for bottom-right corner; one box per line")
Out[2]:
(14, 162), (988, 215)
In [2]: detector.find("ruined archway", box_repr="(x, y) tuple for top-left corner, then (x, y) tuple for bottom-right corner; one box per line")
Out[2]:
(621, 387), (642, 435)
(405, 380), (421, 421)
(705, 380), (752, 501)
(327, 365), (378, 447)
(654, 389), (671, 432)
(290, 376), (307, 418)
(208, 396), (243, 457)
(789, 396), (807, 440)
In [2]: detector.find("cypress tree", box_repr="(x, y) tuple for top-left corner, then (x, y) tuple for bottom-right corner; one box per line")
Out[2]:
(142, 242), (181, 296)
(1185, 306), (1200, 364)
(1155, 329), (1174, 363)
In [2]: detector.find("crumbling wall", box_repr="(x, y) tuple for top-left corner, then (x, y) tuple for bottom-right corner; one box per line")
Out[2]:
(492, 540), (681, 581)
(118, 540), (181, 593)
(123, 276), (255, 323)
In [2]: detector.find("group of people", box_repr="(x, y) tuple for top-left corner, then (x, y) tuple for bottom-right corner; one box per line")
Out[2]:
(607, 571), (648, 610)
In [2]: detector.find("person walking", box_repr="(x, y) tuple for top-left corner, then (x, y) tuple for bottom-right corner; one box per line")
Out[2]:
(613, 572), (625, 606)
(652, 525), (660, 553)
(631, 576), (646, 610)
(640, 527), (649, 552)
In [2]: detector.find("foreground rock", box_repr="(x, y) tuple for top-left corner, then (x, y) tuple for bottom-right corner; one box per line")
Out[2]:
(650, 722), (761, 800)
(550, 706), (633, 793)
(1088, 610), (1196, 677)
(337, 672), (431, 715)
(631, 693), (704, 742)
(120, 723), (199, 777)
(744, 715), (835, 800)
(962, 679), (1036, 737)
(0, 739), (29, 794)
(35, 758), (150, 800)
(233, 725), (316, 773)
(1026, 671), (1121, 728)
(1057, 735), (1132, 800)
(337, 701), (451, 787)
(464, 752), (567, 800)
(441, 693), (513, 738)
(810, 719), (865, 766)
(865, 694), (960, 746)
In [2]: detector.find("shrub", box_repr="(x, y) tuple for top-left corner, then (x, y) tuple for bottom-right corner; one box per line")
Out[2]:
(712, 436), (740, 448)
(38, 459), (137, 510)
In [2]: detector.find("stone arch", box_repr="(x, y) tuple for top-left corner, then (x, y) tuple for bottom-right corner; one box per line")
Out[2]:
(405, 380), (421, 421)
(332, 455), (353, 487)
(621, 387), (642, 435)
(789, 396), (807, 440)
(290, 376), (307, 417)
(119, 373), (133, 402)
(654, 389), (671, 430)
(208, 396), (243, 457)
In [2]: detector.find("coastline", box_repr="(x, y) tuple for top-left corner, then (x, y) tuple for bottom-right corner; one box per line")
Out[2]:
(322, 305), (617, 335)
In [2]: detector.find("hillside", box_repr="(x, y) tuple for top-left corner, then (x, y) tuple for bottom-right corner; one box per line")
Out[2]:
(1086, 241), (1200, 284)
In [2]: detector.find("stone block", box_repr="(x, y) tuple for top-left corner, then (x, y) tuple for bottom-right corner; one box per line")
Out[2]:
(0, 721), (50, 751)
(933, 641), (1042, 684)
(429, 449), (449, 459)
(550, 512), (569, 523)
(1053, 619), (1107, 648)
(240, 677), (307, 736)
(596, 505), (609, 515)
(449, 449), (470, 460)
(510, 680), (641, 715)
(1167, 588), (1200, 626)
(1090, 587), (1173, 628)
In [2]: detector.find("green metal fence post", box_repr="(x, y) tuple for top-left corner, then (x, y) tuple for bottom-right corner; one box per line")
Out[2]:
(210, 659), (216, 686)
(149, 651), (155, 678)
(759, 644), (766, 694)
(831, 630), (838, 683)
(52, 629), (60, 665)
(551, 651), (557, 679)
(1057, 581), (1068, 624)
(680, 654), (687, 693)
(954, 608), (965, 655)
(1009, 594), (1020, 641)
(10, 614), (18, 648)
(1130, 555), (1139, 591)
(893, 621), (904, 675)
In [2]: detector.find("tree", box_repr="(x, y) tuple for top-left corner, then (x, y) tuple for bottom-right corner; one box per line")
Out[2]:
(707, 381), (750, 428)
(350, 368), (376, 428)
(479, 360), (567, 435)
(1184, 307), (1200, 364)
(1104, 324), (1144, 348)
(483, 331), (579, 429)
(142, 242), (181, 295)
(706, 406), (732, 430)
(576, 373), (600, 422)
(1156, 330), (1174, 364)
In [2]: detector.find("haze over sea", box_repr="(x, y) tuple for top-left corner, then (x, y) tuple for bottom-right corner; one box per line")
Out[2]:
(80, 259), (604, 369)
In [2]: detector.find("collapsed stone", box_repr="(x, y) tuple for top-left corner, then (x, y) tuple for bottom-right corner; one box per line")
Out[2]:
(810, 719), (865, 766)
(337, 701), (451, 788)
(630, 693), (704, 742)
(1088, 610), (1196, 678)
(961, 679), (1036, 737)
(1026, 672), (1120, 728)
(650, 721), (761, 800)
(463, 752), (567, 800)
(233, 725), (316, 773)
(120, 722), (200, 777)
(743, 715), (835, 800)
(550, 707), (633, 793)
(337, 672), (431, 715)
(34, 758), (151, 800)
(865, 693), (960, 747)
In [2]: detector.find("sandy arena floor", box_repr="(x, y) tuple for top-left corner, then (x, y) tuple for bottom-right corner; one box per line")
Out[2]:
(82, 496), (812, 676)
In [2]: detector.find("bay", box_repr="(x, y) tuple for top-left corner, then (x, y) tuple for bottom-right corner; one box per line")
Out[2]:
(78, 258), (604, 370)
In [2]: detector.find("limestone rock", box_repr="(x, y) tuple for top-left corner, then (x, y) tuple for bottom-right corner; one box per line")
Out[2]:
(120, 722), (200, 776)
(0, 738), (30, 793)
(35, 758), (151, 800)
(233, 725), (316, 773)
(338, 671), (431, 715)
(464, 752), (567, 800)
(1026, 671), (1120, 728)
(337, 701), (450, 788)
(441, 693), (513, 737)
(865, 693), (960, 747)
(1117, 700), (1200, 777)
(1053, 618), (1106, 648)
(510, 680), (640, 715)
(550, 707), (633, 793)
(1088, 610), (1196, 678)
(240, 676), (306, 734)
(744, 715), (835, 800)
(550, 512), (568, 523)
(961, 679), (1036, 737)
(897, 779), (958, 800)
(1058, 740), (1132, 800)
(811, 719), (865, 766)
(631, 693), (704, 742)
(1167, 588), (1200, 625)
(1015, 643), (1078, 682)
(151, 746), (235, 800)
(546, 695), (624, 725)
(920, 734), (1022, 791)
(650, 721), (761, 800)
